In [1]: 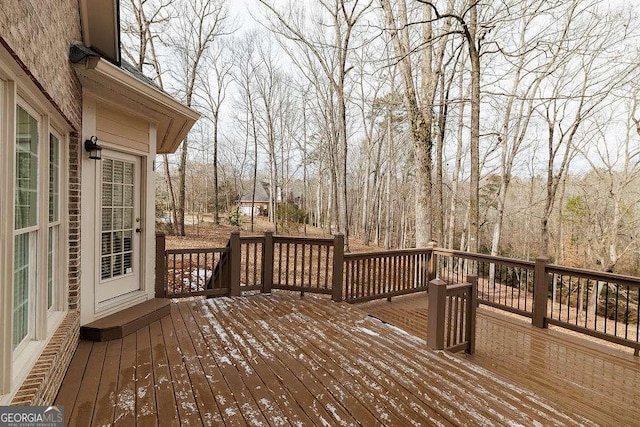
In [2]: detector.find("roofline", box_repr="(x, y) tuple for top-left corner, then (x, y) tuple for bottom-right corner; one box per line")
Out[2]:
(78, 0), (121, 65)
(75, 56), (200, 153)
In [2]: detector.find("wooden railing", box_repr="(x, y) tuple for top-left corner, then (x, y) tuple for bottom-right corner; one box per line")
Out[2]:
(427, 277), (477, 354)
(160, 246), (230, 298)
(544, 262), (640, 354)
(431, 248), (535, 318)
(271, 235), (340, 297)
(156, 233), (640, 354)
(343, 249), (431, 303)
(157, 232), (343, 300)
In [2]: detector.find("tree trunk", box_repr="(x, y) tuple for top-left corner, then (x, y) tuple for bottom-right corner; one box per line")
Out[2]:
(467, 1), (480, 255)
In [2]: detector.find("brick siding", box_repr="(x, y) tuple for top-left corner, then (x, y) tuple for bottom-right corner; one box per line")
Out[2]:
(0, 0), (82, 129)
(10, 312), (80, 406)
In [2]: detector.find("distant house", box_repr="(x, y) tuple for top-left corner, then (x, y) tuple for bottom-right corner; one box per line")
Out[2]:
(238, 182), (280, 216)
(0, 0), (198, 405)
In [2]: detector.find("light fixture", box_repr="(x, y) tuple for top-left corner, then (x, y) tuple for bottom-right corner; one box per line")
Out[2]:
(84, 136), (102, 160)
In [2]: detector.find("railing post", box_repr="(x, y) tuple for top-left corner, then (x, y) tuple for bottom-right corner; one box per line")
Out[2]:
(426, 240), (437, 281)
(155, 232), (166, 298)
(428, 278), (447, 350)
(229, 231), (241, 297)
(262, 232), (274, 294)
(465, 275), (478, 354)
(332, 234), (344, 302)
(533, 256), (549, 328)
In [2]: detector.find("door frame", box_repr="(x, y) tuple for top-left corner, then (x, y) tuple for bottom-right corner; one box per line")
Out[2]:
(94, 150), (142, 304)
(80, 95), (157, 325)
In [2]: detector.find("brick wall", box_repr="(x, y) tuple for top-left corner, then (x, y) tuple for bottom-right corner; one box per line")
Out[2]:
(0, 0), (82, 129)
(10, 312), (80, 406)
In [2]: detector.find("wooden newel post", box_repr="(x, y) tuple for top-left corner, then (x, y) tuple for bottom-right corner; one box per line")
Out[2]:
(332, 234), (344, 302)
(229, 231), (241, 297)
(428, 278), (447, 350)
(465, 275), (478, 354)
(533, 256), (549, 328)
(262, 232), (274, 294)
(155, 233), (166, 298)
(426, 240), (437, 282)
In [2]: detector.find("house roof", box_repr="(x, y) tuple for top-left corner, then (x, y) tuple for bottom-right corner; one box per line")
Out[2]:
(239, 182), (270, 203)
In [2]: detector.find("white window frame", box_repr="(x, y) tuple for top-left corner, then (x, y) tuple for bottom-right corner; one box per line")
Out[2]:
(13, 101), (42, 355)
(0, 62), (69, 402)
(47, 130), (65, 317)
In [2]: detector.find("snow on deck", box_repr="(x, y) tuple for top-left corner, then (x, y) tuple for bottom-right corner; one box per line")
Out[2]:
(57, 293), (593, 426)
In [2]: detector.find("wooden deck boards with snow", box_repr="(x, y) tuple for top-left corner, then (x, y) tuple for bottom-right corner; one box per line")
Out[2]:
(57, 293), (594, 426)
(364, 293), (640, 426)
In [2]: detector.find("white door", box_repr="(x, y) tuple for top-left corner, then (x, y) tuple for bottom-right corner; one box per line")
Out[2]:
(96, 151), (141, 303)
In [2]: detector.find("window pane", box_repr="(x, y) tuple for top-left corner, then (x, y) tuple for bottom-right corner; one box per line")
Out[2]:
(101, 256), (112, 280)
(49, 134), (59, 222)
(101, 232), (112, 256)
(114, 208), (123, 230)
(48, 226), (58, 310)
(124, 208), (133, 229)
(124, 163), (133, 184)
(113, 184), (123, 207)
(15, 106), (38, 230)
(102, 208), (112, 231)
(13, 233), (31, 349)
(102, 159), (113, 183)
(124, 185), (133, 207)
(102, 183), (112, 207)
(113, 160), (124, 184)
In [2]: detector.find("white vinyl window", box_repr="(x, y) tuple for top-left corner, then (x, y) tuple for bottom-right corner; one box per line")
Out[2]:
(11, 103), (66, 354)
(0, 55), (69, 402)
(13, 105), (39, 351)
(48, 133), (60, 311)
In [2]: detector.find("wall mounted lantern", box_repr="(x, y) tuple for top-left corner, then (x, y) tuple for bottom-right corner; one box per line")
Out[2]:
(84, 136), (102, 160)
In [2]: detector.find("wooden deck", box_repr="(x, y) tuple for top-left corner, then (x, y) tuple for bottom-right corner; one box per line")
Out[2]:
(364, 293), (640, 426)
(57, 293), (596, 426)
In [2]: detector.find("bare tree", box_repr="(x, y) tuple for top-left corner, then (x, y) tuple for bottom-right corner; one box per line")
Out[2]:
(121, 0), (179, 230)
(167, 0), (229, 235)
(198, 42), (234, 225)
(258, 0), (373, 249)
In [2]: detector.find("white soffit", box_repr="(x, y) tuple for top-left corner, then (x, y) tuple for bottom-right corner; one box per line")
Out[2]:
(74, 57), (199, 154)
(79, 0), (120, 64)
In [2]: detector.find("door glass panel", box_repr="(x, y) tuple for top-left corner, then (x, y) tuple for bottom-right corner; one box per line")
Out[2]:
(100, 158), (135, 280)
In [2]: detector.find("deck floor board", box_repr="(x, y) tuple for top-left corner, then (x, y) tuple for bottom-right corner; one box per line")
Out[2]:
(56, 340), (93, 426)
(148, 320), (179, 427)
(113, 333), (138, 426)
(92, 339), (122, 426)
(57, 293), (620, 426)
(216, 297), (357, 425)
(364, 293), (640, 426)
(68, 341), (107, 427)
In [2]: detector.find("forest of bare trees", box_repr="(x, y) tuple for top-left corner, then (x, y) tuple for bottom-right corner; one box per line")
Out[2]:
(121, 0), (640, 274)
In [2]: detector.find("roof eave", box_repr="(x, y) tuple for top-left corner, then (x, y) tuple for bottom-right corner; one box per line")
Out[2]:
(73, 57), (199, 153)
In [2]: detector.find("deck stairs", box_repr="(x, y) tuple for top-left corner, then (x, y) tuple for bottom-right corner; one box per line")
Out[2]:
(80, 298), (171, 341)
